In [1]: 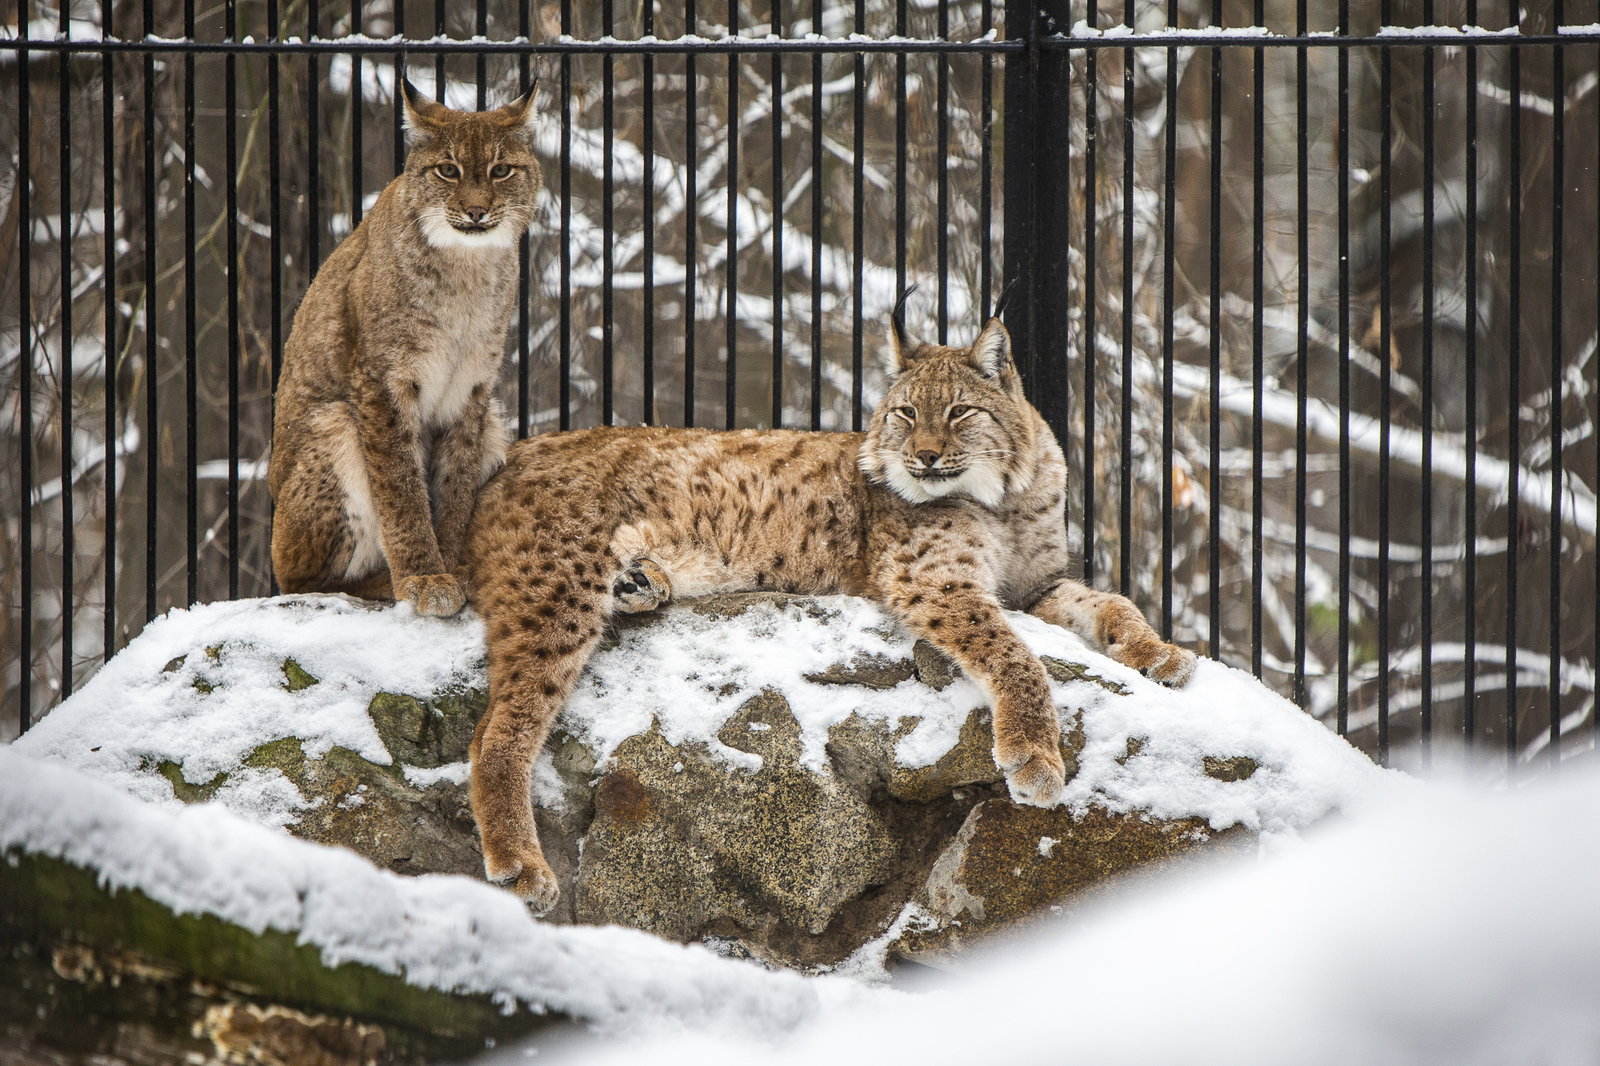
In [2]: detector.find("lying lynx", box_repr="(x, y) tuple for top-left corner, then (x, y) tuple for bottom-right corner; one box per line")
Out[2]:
(463, 301), (1198, 913)
(269, 81), (541, 615)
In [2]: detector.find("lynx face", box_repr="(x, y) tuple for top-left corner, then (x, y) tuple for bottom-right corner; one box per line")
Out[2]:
(860, 312), (1040, 509)
(399, 80), (543, 251)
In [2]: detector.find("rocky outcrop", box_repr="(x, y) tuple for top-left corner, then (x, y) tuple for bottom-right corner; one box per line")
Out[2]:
(100, 593), (1299, 974)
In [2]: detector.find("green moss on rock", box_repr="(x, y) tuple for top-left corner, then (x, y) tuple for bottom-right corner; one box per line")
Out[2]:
(157, 760), (227, 804)
(282, 657), (319, 692)
(0, 849), (562, 1061)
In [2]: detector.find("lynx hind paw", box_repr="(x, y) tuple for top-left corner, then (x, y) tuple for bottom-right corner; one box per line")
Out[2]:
(612, 559), (672, 614)
(486, 855), (561, 916)
(395, 573), (466, 617)
(1112, 639), (1199, 688)
(1005, 751), (1066, 808)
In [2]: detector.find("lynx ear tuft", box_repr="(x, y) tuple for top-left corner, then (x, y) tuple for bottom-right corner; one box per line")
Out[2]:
(502, 80), (539, 133)
(968, 316), (1011, 379)
(882, 285), (919, 377)
(400, 78), (449, 145)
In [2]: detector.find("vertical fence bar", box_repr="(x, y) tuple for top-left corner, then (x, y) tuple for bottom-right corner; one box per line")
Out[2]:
(268, 0), (282, 597)
(851, 0), (864, 431)
(18, 10), (32, 729)
(309, 0), (321, 272)
(1420, 6), (1435, 766)
(1005, 0), (1037, 409)
(59, 5), (75, 697)
(1463, 0), (1478, 754)
(1004, 1), (1070, 453)
(604, 2), (615, 425)
(434, 0), (445, 99)
(1293, 0), (1308, 705)
(184, 0), (197, 606)
(1161, 0), (1177, 640)
(1378, 9), (1393, 766)
(560, 0), (572, 428)
(144, 0), (157, 623)
(476, 0), (487, 109)
(394, 0), (405, 175)
(1548, 9), (1564, 769)
(1336, 0), (1349, 735)
(771, 2), (784, 428)
(227, 0), (240, 600)
(1506, 7), (1521, 774)
(517, 0), (530, 436)
(936, 0), (949, 343)
(810, 0), (822, 429)
(642, 0), (655, 427)
(979, 0), (992, 321)
(1207, 0), (1220, 660)
(1119, 0), (1133, 599)
(684, 0), (697, 428)
(1083, 0), (1098, 588)
(103, 0), (117, 662)
(1250, 0), (1264, 680)
(895, 0), (908, 317)
(352, 0), (363, 228)
(726, 1), (739, 430)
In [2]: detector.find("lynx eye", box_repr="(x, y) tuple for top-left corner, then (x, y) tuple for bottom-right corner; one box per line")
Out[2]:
(895, 406), (917, 422)
(435, 163), (461, 180)
(948, 404), (972, 419)
(490, 163), (513, 179)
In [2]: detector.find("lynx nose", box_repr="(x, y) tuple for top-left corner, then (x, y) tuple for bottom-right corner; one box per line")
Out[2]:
(463, 206), (489, 224)
(916, 450), (941, 469)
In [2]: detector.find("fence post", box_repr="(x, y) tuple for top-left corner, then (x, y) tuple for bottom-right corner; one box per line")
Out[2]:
(1003, 0), (1073, 446)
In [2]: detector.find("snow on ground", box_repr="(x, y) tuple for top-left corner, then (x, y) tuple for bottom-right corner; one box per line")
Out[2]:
(544, 762), (1600, 1066)
(13, 593), (1398, 841)
(0, 747), (839, 1037)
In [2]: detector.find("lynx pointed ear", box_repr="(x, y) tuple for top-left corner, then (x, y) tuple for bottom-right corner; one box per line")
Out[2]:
(968, 317), (1011, 379)
(882, 285), (919, 376)
(502, 80), (539, 130)
(400, 78), (449, 145)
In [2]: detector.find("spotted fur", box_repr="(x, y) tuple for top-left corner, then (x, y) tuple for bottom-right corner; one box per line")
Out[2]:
(462, 309), (1198, 914)
(268, 81), (541, 615)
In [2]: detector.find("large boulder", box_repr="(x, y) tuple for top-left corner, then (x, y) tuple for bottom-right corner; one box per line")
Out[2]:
(13, 593), (1394, 974)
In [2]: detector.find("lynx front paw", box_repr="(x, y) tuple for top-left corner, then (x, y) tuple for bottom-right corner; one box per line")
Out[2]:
(1111, 637), (1198, 688)
(1002, 750), (1066, 808)
(395, 573), (466, 617)
(485, 852), (561, 916)
(611, 559), (671, 614)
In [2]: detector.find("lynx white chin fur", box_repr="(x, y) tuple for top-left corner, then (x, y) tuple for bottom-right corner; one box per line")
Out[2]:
(460, 292), (1200, 915)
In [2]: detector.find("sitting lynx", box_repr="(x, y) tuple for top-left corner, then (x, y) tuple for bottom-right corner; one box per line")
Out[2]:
(269, 81), (541, 615)
(463, 298), (1198, 914)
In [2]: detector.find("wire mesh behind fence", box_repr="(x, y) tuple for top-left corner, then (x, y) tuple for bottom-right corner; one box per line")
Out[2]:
(4, 0), (1599, 784)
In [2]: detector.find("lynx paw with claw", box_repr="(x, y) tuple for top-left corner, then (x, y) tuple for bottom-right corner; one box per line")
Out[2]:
(486, 853), (561, 917)
(612, 559), (672, 614)
(396, 573), (467, 617)
(1111, 638), (1198, 688)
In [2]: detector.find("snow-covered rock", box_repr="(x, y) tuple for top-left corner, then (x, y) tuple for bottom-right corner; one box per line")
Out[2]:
(10, 591), (1403, 975)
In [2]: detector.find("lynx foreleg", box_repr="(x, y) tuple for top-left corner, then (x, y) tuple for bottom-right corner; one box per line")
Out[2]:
(356, 376), (462, 616)
(882, 573), (1064, 808)
(430, 388), (510, 571)
(1030, 581), (1197, 687)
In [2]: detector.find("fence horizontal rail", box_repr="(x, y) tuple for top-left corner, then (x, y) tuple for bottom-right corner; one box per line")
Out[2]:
(0, 34), (1020, 55)
(1046, 27), (1600, 48)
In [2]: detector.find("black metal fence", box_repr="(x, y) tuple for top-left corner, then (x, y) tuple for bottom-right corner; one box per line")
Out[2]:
(4, 0), (1599, 781)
